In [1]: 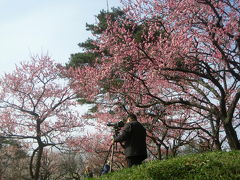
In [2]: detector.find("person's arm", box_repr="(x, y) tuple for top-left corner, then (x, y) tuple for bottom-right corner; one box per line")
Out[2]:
(114, 123), (131, 142)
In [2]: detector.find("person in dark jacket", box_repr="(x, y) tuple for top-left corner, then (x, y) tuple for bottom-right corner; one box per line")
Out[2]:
(101, 161), (110, 175)
(113, 113), (147, 167)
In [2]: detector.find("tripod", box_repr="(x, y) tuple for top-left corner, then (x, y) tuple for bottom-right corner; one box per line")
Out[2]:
(100, 128), (120, 175)
(103, 142), (117, 173)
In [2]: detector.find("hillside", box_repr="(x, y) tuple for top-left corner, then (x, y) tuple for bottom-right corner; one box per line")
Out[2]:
(92, 151), (240, 180)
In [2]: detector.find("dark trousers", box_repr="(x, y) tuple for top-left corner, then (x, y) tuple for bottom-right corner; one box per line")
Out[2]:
(126, 156), (146, 167)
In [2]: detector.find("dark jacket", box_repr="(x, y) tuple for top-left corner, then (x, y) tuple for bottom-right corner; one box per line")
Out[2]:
(101, 164), (110, 175)
(114, 121), (147, 158)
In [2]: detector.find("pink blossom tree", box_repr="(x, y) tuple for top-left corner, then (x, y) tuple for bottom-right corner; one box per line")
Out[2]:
(0, 55), (84, 180)
(69, 0), (240, 150)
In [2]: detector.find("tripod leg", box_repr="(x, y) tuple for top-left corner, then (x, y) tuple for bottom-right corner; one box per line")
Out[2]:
(100, 144), (113, 176)
(109, 143), (114, 172)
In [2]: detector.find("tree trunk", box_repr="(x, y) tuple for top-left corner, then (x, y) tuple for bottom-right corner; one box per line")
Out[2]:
(213, 139), (222, 150)
(223, 121), (240, 150)
(30, 148), (38, 179)
(210, 116), (222, 150)
(171, 148), (177, 157)
(165, 146), (169, 159)
(34, 146), (44, 180)
(157, 144), (162, 160)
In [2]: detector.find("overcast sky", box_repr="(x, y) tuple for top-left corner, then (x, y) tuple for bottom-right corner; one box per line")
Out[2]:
(0, 0), (122, 75)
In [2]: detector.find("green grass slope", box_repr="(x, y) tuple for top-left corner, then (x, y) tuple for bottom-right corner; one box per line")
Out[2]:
(93, 151), (240, 180)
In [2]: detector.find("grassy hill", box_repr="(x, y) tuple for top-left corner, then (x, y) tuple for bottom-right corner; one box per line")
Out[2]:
(92, 151), (240, 180)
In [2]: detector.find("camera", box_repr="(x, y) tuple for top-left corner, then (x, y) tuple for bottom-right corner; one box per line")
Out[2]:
(107, 120), (124, 129)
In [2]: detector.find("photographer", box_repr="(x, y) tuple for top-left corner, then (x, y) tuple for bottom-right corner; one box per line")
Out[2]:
(113, 113), (147, 167)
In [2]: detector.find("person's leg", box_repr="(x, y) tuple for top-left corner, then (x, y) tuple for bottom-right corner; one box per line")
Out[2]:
(126, 156), (145, 167)
(133, 156), (144, 165)
(126, 157), (134, 167)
